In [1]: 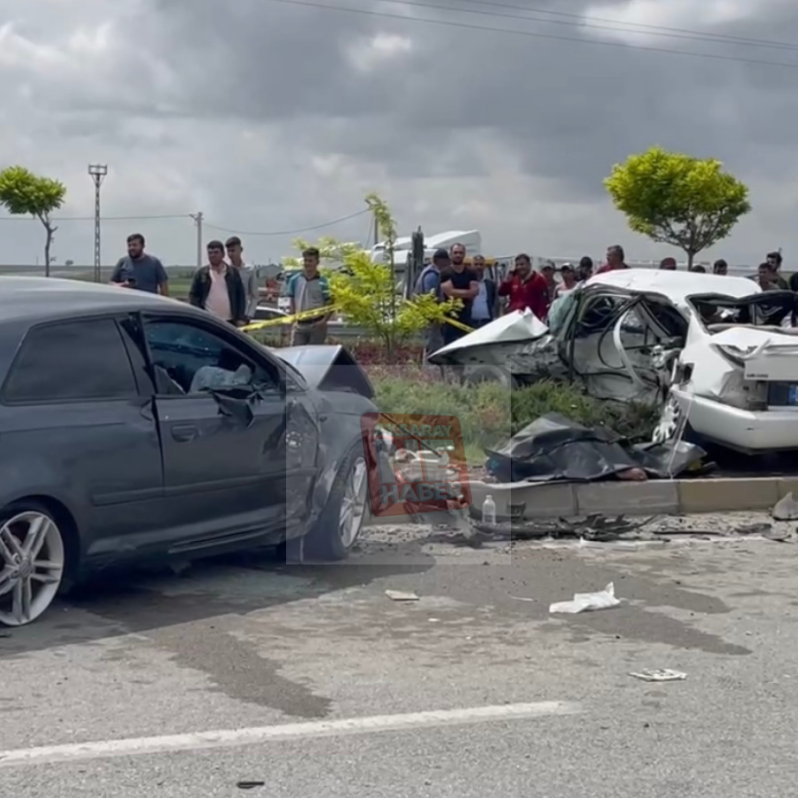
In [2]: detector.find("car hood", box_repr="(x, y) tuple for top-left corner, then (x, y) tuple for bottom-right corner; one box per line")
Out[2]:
(273, 344), (374, 399)
(428, 309), (549, 365)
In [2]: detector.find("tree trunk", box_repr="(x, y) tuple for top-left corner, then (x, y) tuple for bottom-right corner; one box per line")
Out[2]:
(44, 226), (52, 278)
(686, 250), (694, 271)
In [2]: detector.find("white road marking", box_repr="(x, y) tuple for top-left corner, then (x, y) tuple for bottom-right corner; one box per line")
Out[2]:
(0, 701), (580, 768)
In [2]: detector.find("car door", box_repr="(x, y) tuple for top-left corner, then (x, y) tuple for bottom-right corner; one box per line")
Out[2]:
(138, 313), (300, 546)
(0, 316), (165, 561)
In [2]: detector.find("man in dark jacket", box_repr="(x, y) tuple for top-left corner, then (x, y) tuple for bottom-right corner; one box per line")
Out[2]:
(470, 254), (498, 327)
(189, 240), (247, 326)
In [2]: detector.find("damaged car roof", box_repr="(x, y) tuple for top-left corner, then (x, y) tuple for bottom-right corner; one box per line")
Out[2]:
(586, 269), (762, 309)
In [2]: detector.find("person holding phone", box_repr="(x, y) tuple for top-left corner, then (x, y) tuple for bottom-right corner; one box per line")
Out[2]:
(110, 233), (169, 295)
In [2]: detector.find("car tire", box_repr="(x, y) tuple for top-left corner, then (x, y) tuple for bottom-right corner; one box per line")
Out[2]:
(305, 445), (369, 561)
(0, 501), (67, 627)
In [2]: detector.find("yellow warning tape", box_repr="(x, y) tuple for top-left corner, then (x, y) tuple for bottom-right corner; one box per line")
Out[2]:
(242, 305), (473, 334)
(242, 305), (337, 332)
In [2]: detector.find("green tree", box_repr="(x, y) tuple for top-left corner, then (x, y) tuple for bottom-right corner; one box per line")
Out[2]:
(604, 147), (751, 269)
(282, 235), (361, 270)
(0, 166), (67, 277)
(329, 247), (461, 361)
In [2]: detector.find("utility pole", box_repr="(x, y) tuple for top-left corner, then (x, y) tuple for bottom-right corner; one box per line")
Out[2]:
(190, 212), (203, 268)
(373, 212), (380, 248)
(87, 164), (108, 282)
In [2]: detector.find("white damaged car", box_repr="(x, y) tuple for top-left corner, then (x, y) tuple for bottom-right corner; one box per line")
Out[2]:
(429, 269), (798, 454)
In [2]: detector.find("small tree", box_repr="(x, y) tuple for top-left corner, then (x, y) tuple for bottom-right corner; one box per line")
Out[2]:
(604, 147), (751, 269)
(282, 235), (362, 270)
(0, 166), (66, 277)
(330, 248), (461, 360)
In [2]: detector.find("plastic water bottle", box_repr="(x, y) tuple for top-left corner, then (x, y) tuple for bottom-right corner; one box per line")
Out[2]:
(482, 494), (497, 525)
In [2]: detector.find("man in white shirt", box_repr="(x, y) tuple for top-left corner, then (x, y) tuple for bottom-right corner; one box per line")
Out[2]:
(226, 236), (260, 320)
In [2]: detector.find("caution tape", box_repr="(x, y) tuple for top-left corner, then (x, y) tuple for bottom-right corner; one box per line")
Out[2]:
(242, 305), (338, 332)
(242, 305), (473, 334)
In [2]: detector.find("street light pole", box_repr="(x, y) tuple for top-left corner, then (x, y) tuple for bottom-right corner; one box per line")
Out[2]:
(88, 164), (108, 283)
(190, 212), (203, 269)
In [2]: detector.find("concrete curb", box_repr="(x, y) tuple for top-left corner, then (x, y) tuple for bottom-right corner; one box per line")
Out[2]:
(466, 478), (798, 519)
(364, 477), (798, 526)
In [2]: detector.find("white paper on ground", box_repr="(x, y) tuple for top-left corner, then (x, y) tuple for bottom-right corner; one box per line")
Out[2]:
(549, 582), (620, 614)
(385, 590), (419, 602)
(629, 669), (687, 682)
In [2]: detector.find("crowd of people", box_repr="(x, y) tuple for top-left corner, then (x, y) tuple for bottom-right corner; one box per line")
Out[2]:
(109, 231), (796, 355)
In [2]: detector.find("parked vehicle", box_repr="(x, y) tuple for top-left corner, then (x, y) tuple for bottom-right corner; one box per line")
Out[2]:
(430, 269), (798, 455)
(0, 278), (375, 627)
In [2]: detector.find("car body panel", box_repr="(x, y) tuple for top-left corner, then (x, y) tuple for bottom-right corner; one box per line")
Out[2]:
(428, 271), (798, 454)
(0, 276), (376, 578)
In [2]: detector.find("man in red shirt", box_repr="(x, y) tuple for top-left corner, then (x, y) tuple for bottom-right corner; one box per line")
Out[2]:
(498, 253), (548, 320)
(596, 245), (629, 275)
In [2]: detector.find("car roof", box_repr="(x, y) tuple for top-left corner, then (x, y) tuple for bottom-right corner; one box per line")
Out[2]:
(585, 269), (761, 309)
(0, 276), (190, 323)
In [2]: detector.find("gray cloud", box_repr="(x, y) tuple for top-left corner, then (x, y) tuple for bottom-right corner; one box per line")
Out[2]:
(0, 0), (797, 268)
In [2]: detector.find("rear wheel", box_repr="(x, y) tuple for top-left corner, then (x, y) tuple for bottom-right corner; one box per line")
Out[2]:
(0, 504), (66, 627)
(305, 446), (369, 561)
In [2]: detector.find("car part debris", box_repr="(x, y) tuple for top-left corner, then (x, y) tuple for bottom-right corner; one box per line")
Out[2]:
(629, 669), (687, 682)
(237, 781), (266, 790)
(772, 492), (798, 521)
(470, 514), (659, 542)
(385, 590), (419, 601)
(549, 582), (620, 614)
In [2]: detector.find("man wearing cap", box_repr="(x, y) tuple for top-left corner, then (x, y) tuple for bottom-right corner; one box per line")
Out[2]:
(225, 237), (260, 319)
(555, 263), (579, 298)
(414, 248), (449, 359)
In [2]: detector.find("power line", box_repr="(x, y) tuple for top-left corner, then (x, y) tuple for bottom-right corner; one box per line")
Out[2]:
(380, 0), (798, 53)
(0, 213), (191, 222)
(203, 208), (371, 236)
(456, 0), (798, 52)
(264, 0), (798, 69)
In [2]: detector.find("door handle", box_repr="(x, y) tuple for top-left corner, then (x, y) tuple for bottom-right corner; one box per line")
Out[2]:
(171, 424), (199, 442)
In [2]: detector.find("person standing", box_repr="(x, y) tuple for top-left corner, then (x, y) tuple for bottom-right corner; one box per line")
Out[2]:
(469, 254), (498, 328)
(577, 256), (594, 283)
(596, 245), (629, 274)
(541, 260), (557, 312)
(713, 259), (728, 276)
(286, 247), (333, 346)
(757, 262), (779, 291)
(765, 252), (788, 289)
(189, 240), (247, 326)
(414, 248), (449, 359)
(659, 257), (677, 270)
(110, 233), (169, 295)
(440, 243), (479, 345)
(497, 253), (548, 320)
(555, 264), (579, 298)
(225, 237), (260, 320)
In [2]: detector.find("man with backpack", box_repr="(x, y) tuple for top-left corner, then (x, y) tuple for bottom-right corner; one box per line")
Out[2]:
(414, 248), (450, 361)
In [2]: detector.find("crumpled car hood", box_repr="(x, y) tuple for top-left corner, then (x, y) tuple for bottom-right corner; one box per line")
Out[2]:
(273, 344), (375, 399)
(428, 310), (551, 367)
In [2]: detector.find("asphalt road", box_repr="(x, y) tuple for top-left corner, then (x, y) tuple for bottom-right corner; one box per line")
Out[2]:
(2, 517), (798, 797)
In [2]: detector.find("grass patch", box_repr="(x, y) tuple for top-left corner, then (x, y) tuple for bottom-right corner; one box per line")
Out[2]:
(372, 376), (658, 465)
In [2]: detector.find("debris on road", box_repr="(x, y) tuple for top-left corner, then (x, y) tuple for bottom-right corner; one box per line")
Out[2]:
(385, 589), (420, 602)
(549, 582), (621, 614)
(772, 492), (798, 521)
(630, 669), (687, 682)
(236, 781), (266, 790)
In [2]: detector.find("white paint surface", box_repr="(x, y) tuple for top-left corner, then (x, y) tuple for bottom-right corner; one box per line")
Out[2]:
(0, 701), (580, 768)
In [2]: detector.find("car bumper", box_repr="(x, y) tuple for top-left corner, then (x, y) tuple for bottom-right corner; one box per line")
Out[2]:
(674, 389), (798, 452)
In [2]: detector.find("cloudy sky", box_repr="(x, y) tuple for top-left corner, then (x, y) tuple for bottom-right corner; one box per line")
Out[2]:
(0, 0), (796, 269)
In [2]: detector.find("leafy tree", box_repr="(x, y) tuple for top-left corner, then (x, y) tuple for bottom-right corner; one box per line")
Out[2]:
(282, 193), (461, 361)
(0, 166), (66, 277)
(329, 248), (461, 360)
(604, 147), (751, 269)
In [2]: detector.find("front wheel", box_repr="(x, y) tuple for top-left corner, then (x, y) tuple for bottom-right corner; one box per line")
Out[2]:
(305, 447), (369, 561)
(0, 505), (66, 627)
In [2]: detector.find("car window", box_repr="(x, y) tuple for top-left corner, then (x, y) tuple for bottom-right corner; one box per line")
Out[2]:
(3, 318), (137, 404)
(144, 319), (280, 396)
